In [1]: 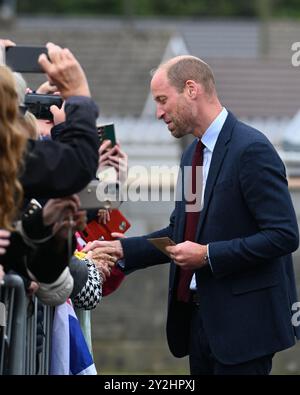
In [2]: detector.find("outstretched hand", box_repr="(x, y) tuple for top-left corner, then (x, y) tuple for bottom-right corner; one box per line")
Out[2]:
(86, 251), (116, 282)
(83, 239), (124, 260)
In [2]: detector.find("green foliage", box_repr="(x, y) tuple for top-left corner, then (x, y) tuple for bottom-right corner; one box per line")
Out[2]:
(18, 0), (123, 15)
(16, 0), (300, 18)
(274, 0), (300, 17)
(133, 0), (256, 17)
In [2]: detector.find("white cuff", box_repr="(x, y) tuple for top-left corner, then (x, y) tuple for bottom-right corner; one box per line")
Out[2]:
(27, 267), (74, 306)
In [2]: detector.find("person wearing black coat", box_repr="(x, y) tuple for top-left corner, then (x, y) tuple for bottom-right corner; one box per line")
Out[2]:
(0, 41), (99, 302)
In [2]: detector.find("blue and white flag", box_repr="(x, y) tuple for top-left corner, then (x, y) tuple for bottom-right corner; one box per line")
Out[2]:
(50, 300), (97, 375)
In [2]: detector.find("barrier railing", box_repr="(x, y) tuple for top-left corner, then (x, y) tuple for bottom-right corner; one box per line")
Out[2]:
(0, 274), (27, 374)
(0, 274), (53, 375)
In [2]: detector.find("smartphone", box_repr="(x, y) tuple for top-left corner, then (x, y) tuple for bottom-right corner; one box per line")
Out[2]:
(24, 93), (63, 120)
(77, 180), (121, 210)
(80, 210), (131, 243)
(97, 123), (116, 147)
(5, 45), (48, 73)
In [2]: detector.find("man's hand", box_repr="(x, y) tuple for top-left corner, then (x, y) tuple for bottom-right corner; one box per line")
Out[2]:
(166, 241), (208, 270)
(83, 240), (124, 260)
(38, 42), (90, 99)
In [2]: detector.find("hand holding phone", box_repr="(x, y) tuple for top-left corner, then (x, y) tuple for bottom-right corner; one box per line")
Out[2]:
(80, 210), (130, 243)
(39, 42), (91, 98)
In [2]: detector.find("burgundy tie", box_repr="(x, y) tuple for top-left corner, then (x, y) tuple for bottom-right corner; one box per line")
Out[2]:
(177, 140), (204, 302)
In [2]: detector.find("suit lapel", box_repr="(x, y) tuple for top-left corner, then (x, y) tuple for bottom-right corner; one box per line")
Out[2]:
(195, 112), (237, 240)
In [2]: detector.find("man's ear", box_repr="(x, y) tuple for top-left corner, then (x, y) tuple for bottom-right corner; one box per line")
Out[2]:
(185, 80), (200, 99)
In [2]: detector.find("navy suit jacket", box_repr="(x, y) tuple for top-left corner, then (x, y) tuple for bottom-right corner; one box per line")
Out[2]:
(121, 112), (300, 364)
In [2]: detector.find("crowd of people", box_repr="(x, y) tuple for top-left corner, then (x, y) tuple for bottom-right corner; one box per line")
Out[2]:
(0, 38), (129, 373)
(0, 38), (299, 376)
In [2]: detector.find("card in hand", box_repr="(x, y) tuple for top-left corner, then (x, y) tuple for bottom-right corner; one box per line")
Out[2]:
(147, 237), (176, 258)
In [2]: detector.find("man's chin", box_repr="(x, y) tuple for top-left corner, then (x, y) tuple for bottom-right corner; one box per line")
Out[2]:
(170, 129), (182, 139)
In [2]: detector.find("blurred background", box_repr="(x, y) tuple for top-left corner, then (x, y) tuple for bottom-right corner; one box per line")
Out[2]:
(1, 0), (300, 375)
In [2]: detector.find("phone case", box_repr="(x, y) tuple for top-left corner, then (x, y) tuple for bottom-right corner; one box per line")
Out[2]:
(79, 209), (129, 297)
(80, 209), (131, 243)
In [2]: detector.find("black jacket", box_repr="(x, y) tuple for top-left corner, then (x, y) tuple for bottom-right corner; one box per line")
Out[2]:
(20, 96), (99, 199)
(121, 112), (299, 364)
(1, 96), (99, 280)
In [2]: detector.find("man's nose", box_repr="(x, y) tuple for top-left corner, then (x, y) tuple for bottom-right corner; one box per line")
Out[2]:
(156, 106), (165, 120)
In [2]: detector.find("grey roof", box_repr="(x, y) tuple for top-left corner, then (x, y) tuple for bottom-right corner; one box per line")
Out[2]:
(0, 18), (171, 116)
(180, 20), (260, 59)
(208, 58), (299, 118)
(1, 17), (299, 119)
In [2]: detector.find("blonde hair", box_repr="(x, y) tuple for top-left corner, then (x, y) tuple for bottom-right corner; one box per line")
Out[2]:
(20, 111), (39, 140)
(13, 72), (27, 105)
(0, 66), (27, 230)
(13, 72), (39, 140)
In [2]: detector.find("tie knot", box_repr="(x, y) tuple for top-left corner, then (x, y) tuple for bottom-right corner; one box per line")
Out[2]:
(193, 140), (205, 167)
(196, 140), (205, 152)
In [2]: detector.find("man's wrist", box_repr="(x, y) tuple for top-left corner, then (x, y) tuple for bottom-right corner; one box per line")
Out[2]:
(205, 244), (214, 272)
(203, 245), (209, 265)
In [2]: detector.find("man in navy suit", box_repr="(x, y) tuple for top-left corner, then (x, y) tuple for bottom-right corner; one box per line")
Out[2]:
(85, 56), (299, 374)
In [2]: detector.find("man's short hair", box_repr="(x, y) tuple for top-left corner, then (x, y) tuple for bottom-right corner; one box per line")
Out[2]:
(167, 57), (216, 95)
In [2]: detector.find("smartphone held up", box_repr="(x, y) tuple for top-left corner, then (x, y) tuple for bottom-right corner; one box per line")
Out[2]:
(5, 45), (48, 73)
(97, 123), (116, 147)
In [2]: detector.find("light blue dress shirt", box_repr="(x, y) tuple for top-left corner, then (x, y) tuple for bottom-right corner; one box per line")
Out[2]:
(190, 107), (228, 289)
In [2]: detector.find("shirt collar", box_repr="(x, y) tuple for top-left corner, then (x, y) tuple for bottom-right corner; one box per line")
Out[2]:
(201, 107), (228, 152)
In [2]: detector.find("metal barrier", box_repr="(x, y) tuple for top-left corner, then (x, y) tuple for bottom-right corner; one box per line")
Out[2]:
(0, 274), (54, 375)
(0, 274), (27, 374)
